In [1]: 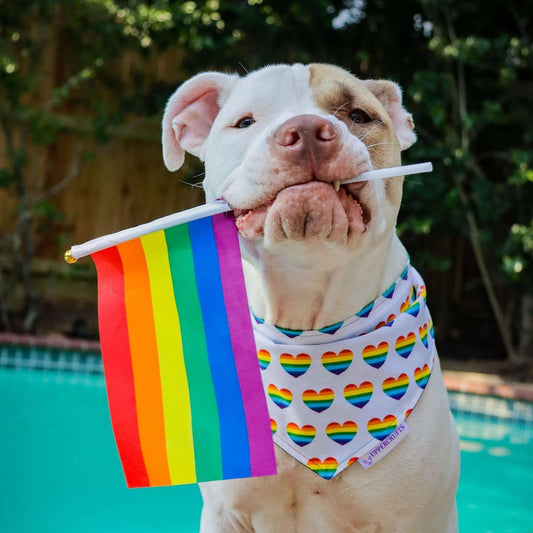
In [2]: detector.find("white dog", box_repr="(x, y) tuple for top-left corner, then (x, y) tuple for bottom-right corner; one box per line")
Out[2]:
(162, 63), (460, 533)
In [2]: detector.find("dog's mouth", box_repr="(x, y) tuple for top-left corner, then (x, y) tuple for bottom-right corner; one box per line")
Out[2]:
(233, 181), (370, 240)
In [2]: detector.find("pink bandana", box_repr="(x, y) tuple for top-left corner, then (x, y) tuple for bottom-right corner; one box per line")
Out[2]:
(252, 264), (435, 479)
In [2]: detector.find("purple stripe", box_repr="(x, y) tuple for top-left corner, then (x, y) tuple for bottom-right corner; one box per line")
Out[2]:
(212, 213), (277, 478)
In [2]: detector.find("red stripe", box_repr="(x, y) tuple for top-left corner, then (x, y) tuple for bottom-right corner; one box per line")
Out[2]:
(92, 246), (149, 488)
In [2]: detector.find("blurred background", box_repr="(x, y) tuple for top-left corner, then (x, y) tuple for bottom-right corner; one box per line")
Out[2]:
(0, 0), (532, 370)
(1, 3), (532, 532)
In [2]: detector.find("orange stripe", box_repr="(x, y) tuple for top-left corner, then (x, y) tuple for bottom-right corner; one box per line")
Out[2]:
(118, 239), (171, 486)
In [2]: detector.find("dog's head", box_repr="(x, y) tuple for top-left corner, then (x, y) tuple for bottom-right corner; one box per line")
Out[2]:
(162, 63), (415, 258)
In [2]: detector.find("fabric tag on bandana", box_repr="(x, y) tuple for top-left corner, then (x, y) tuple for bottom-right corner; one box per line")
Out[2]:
(358, 421), (411, 469)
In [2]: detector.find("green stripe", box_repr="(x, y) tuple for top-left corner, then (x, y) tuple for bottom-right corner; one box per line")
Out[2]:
(164, 224), (223, 481)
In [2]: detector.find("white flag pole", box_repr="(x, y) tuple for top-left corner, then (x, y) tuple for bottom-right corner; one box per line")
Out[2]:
(64, 162), (433, 263)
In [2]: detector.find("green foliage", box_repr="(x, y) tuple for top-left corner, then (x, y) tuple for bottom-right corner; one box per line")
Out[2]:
(0, 0), (531, 353)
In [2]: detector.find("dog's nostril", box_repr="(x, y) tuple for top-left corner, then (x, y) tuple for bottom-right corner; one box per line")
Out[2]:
(277, 128), (300, 147)
(316, 122), (336, 141)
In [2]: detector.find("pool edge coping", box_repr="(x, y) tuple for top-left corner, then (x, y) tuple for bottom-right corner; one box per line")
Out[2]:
(443, 370), (533, 402)
(1, 332), (532, 402)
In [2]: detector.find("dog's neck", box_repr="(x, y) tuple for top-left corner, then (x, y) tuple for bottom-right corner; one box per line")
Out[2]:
(242, 232), (408, 331)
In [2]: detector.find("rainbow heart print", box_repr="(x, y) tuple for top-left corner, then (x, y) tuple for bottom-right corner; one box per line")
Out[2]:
(257, 349), (271, 370)
(362, 342), (388, 369)
(326, 421), (358, 445)
(382, 373), (409, 400)
(267, 384), (293, 409)
(306, 457), (338, 480)
(419, 324), (429, 348)
(280, 352), (311, 378)
(286, 423), (316, 447)
(367, 415), (398, 440)
(252, 262), (437, 481)
(321, 349), (353, 375)
(414, 364), (431, 389)
(343, 382), (373, 408)
(302, 388), (334, 413)
(395, 332), (416, 358)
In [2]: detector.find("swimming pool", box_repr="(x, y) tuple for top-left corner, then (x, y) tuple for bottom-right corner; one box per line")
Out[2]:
(1, 352), (532, 532)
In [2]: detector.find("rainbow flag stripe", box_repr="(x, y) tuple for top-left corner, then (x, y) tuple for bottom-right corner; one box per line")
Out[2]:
(91, 213), (276, 487)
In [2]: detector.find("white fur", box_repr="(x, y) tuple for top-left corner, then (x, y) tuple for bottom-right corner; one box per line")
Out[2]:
(162, 63), (460, 532)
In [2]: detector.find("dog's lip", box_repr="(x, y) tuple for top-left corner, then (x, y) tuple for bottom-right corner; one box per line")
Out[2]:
(232, 181), (369, 223)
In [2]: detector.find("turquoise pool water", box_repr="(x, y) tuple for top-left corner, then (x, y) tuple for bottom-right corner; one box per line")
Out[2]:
(1, 367), (532, 532)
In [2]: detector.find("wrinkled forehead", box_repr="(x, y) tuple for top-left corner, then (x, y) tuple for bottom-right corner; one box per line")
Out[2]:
(218, 63), (382, 120)
(219, 64), (318, 117)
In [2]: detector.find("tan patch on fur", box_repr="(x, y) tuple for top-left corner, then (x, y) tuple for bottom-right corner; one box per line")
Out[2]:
(308, 64), (403, 206)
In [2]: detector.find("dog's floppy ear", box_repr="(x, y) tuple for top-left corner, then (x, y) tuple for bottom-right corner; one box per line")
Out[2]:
(364, 80), (416, 150)
(162, 72), (239, 171)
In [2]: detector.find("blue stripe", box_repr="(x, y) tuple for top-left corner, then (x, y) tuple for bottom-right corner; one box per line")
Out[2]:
(275, 325), (303, 338)
(188, 217), (251, 479)
(318, 321), (344, 335)
(356, 301), (374, 318)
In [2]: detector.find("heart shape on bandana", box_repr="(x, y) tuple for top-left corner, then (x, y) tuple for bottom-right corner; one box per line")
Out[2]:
(280, 352), (311, 378)
(376, 315), (396, 329)
(302, 388), (334, 413)
(362, 342), (388, 368)
(382, 373), (409, 400)
(267, 384), (293, 409)
(286, 422), (316, 447)
(400, 295), (411, 313)
(405, 300), (420, 318)
(321, 349), (353, 375)
(418, 285), (427, 300)
(367, 415), (398, 440)
(270, 418), (278, 435)
(257, 349), (271, 370)
(343, 382), (373, 408)
(395, 332), (416, 358)
(419, 324), (429, 348)
(414, 364), (431, 389)
(306, 457), (338, 479)
(326, 421), (358, 445)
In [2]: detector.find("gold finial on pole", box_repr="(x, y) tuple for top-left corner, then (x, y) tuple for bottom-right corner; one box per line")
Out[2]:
(64, 249), (77, 264)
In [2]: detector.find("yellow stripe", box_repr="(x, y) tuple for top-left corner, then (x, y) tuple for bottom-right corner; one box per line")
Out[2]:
(141, 231), (196, 484)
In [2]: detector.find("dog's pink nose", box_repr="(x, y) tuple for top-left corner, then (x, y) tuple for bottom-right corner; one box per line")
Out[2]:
(274, 115), (337, 149)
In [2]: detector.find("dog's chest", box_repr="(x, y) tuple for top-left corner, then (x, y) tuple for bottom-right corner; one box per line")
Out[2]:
(252, 263), (436, 479)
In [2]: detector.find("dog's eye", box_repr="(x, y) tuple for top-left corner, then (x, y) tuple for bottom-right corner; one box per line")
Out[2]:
(349, 109), (372, 124)
(235, 116), (256, 128)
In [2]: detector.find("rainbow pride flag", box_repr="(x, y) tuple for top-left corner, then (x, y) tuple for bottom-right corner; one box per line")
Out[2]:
(91, 213), (276, 488)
